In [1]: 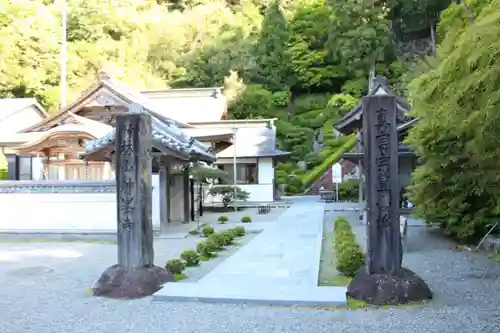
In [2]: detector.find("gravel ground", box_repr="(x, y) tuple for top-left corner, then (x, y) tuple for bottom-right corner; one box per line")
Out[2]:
(1, 205), (500, 333)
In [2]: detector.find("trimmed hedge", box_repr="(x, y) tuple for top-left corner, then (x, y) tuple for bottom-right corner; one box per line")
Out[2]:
(334, 216), (365, 277)
(302, 134), (357, 190)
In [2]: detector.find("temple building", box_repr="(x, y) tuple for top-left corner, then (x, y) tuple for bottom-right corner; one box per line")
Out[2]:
(334, 76), (418, 206)
(0, 73), (288, 222)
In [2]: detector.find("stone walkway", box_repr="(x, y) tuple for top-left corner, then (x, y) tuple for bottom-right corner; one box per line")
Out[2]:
(154, 196), (347, 306)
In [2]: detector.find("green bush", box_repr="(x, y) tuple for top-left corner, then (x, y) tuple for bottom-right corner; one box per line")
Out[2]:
(208, 233), (226, 249)
(202, 225), (214, 237)
(0, 152), (7, 180)
(241, 216), (252, 223)
(220, 230), (235, 244)
(302, 135), (357, 189)
(334, 216), (365, 277)
(196, 239), (217, 257)
(218, 215), (229, 224)
(203, 239), (218, 255)
(231, 226), (246, 237)
(180, 249), (200, 266)
(165, 259), (186, 274)
(338, 179), (359, 202)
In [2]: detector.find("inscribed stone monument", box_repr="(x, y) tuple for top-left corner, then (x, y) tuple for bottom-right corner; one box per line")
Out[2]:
(92, 112), (172, 299)
(346, 95), (432, 305)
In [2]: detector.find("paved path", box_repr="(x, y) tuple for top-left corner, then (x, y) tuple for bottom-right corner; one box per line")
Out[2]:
(154, 196), (346, 305)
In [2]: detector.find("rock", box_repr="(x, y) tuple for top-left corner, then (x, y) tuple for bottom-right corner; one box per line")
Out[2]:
(346, 266), (432, 305)
(92, 264), (173, 299)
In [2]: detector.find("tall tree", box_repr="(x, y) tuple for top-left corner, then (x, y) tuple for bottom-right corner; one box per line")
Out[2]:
(328, 0), (391, 77)
(252, 0), (291, 92)
(406, 0), (500, 241)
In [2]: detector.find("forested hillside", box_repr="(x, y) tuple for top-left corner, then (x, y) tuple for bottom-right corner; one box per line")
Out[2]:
(406, 0), (500, 241)
(0, 0), (455, 194)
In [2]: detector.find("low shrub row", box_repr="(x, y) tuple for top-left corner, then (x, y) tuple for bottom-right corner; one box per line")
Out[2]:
(165, 226), (247, 280)
(217, 215), (253, 224)
(334, 216), (364, 277)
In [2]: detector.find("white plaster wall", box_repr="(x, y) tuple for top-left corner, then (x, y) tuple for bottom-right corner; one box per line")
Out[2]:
(204, 158), (275, 203)
(0, 184), (161, 232)
(152, 174), (160, 227)
(258, 158), (274, 184)
(0, 193), (118, 231)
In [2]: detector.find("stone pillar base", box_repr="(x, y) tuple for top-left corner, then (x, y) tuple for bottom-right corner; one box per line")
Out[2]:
(346, 266), (432, 305)
(92, 264), (173, 299)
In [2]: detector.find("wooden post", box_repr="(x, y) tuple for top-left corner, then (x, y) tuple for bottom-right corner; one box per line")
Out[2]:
(347, 95), (432, 305)
(115, 112), (154, 268)
(182, 166), (190, 223)
(92, 108), (172, 299)
(159, 156), (170, 234)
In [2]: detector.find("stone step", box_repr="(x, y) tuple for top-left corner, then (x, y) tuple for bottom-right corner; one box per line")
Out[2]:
(153, 282), (347, 307)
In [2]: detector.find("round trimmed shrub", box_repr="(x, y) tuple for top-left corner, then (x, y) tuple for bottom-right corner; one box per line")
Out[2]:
(220, 230), (235, 244)
(218, 215), (229, 224)
(165, 259), (186, 274)
(231, 226), (246, 237)
(202, 225), (214, 237)
(208, 233), (226, 249)
(336, 243), (365, 277)
(203, 239), (218, 256)
(241, 216), (252, 223)
(196, 241), (206, 254)
(180, 249), (200, 266)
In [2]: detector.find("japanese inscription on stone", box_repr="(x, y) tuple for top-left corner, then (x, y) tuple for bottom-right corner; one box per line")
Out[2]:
(375, 108), (391, 228)
(115, 110), (154, 269)
(118, 122), (136, 231)
(362, 95), (401, 275)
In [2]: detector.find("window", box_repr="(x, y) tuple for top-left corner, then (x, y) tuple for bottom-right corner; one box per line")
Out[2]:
(218, 163), (258, 184)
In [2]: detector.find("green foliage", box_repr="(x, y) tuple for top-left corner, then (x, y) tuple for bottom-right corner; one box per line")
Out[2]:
(334, 216), (365, 277)
(220, 230), (236, 244)
(302, 135), (357, 190)
(231, 226), (246, 237)
(180, 249), (200, 266)
(339, 179), (359, 202)
(208, 233), (226, 249)
(252, 0), (291, 91)
(241, 216), (252, 223)
(165, 258), (186, 274)
(406, 0), (500, 242)
(0, 153), (7, 180)
(202, 225), (215, 237)
(217, 215), (229, 224)
(196, 239), (217, 257)
(286, 0), (345, 91)
(209, 185), (250, 208)
(327, 0), (391, 74)
(0, 0), (458, 190)
(191, 165), (228, 183)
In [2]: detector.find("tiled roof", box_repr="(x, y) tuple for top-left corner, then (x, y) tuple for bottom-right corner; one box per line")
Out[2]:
(216, 126), (289, 159)
(0, 98), (46, 121)
(84, 104), (215, 162)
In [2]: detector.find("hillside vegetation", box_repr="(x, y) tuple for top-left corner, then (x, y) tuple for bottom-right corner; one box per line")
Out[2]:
(0, 0), (459, 194)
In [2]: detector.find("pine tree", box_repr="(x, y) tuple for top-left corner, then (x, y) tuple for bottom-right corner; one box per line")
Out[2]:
(253, 0), (291, 92)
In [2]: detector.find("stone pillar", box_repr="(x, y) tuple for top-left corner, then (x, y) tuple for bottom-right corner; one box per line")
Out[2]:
(158, 156), (171, 233)
(182, 166), (190, 223)
(92, 110), (172, 299)
(346, 95), (431, 305)
(362, 95), (401, 275)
